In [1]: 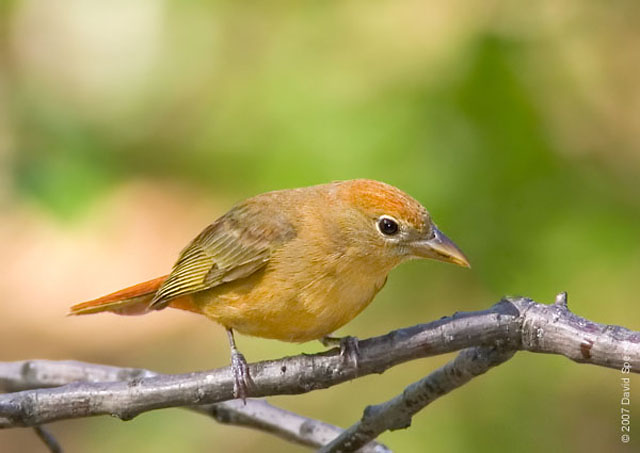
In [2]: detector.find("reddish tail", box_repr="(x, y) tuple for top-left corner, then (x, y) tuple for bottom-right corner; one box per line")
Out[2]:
(69, 276), (200, 316)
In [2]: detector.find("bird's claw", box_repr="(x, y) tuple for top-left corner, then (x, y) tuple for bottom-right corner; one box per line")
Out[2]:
(339, 335), (360, 368)
(230, 350), (254, 403)
(321, 335), (361, 369)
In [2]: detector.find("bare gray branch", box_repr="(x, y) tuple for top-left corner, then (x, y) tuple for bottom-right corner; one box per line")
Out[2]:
(195, 400), (389, 452)
(0, 295), (638, 442)
(0, 359), (388, 451)
(320, 346), (515, 452)
(33, 425), (63, 453)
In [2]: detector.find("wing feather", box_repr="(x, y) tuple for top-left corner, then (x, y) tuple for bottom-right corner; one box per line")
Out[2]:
(150, 200), (296, 309)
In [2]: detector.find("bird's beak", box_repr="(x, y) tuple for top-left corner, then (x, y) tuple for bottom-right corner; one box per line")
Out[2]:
(410, 226), (470, 268)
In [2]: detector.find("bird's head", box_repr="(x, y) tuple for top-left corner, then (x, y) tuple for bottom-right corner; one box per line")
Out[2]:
(336, 179), (470, 269)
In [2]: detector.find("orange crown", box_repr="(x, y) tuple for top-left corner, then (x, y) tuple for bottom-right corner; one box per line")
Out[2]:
(339, 179), (428, 229)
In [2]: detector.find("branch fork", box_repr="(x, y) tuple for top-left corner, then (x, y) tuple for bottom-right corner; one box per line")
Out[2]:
(1, 294), (638, 452)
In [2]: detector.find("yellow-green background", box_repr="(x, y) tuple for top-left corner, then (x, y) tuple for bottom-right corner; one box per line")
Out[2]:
(1, 1), (639, 452)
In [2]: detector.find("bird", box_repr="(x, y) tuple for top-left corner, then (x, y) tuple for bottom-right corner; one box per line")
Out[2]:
(69, 179), (470, 399)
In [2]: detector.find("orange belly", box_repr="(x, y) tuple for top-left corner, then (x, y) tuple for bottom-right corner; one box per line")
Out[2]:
(192, 263), (388, 343)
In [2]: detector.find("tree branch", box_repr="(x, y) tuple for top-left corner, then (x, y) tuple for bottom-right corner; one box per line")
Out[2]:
(33, 425), (63, 453)
(319, 346), (515, 452)
(0, 360), (388, 452)
(194, 400), (388, 452)
(0, 294), (638, 447)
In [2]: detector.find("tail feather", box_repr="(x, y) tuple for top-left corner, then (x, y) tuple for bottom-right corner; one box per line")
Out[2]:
(69, 276), (168, 316)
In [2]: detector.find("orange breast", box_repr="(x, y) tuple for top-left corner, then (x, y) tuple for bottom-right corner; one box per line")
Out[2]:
(193, 243), (393, 343)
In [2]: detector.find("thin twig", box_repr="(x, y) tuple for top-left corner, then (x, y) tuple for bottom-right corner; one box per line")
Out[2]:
(320, 346), (515, 452)
(33, 425), (63, 453)
(0, 295), (638, 430)
(195, 400), (390, 452)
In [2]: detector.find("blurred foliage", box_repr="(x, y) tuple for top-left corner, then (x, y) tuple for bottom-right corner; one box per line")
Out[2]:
(1, 0), (640, 452)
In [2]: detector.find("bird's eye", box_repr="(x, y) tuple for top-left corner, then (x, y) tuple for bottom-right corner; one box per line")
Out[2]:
(377, 216), (399, 236)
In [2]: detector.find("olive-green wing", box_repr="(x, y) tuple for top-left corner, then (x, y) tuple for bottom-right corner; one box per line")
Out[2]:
(150, 201), (296, 309)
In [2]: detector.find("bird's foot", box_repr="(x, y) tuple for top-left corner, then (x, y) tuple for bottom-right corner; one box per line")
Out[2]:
(230, 350), (254, 403)
(321, 335), (360, 369)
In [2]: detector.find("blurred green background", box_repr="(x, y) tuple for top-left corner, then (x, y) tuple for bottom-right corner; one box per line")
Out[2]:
(1, 1), (639, 452)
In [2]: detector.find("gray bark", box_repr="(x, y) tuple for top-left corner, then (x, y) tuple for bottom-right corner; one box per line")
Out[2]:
(1, 294), (638, 451)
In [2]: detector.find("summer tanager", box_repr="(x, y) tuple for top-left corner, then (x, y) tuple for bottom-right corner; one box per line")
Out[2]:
(70, 179), (469, 398)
